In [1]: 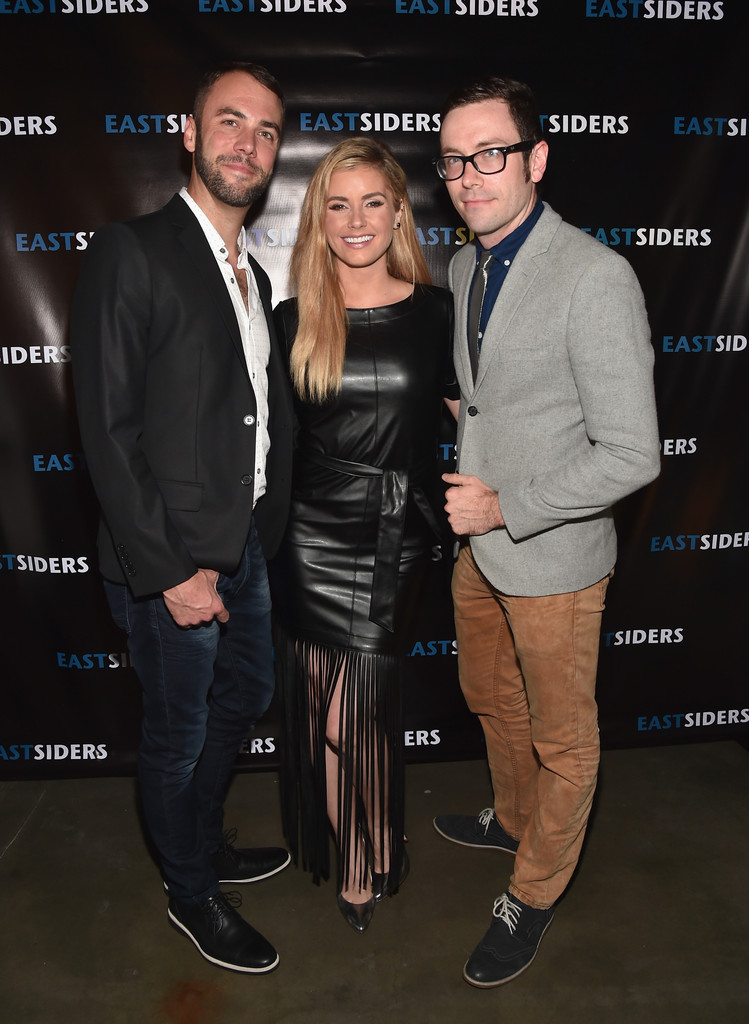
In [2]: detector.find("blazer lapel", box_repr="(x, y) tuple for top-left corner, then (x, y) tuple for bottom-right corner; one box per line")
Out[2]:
(475, 260), (539, 388)
(165, 195), (248, 374)
(474, 206), (557, 389)
(452, 246), (477, 392)
(249, 253), (274, 332)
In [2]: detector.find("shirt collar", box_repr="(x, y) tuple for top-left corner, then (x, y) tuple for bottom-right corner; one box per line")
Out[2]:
(178, 186), (247, 262)
(476, 198), (544, 265)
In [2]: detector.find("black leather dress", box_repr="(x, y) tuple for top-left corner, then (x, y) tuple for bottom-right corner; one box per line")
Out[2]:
(271, 283), (456, 892)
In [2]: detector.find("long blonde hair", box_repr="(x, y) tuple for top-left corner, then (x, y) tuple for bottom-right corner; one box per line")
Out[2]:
(289, 138), (431, 403)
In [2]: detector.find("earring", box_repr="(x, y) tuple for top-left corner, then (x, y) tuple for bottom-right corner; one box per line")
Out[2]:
(395, 221), (401, 229)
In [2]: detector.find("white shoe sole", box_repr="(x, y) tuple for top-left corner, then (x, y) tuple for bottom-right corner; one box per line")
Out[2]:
(462, 917), (554, 988)
(163, 850), (292, 893)
(218, 850), (292, 883)
(168, 908), (279, 974)
(432, 818), (518, 854)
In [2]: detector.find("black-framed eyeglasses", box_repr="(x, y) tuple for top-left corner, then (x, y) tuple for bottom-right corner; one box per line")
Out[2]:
(433, 140), (538, 181)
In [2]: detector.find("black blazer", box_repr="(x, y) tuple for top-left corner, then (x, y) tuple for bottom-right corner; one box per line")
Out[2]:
(71, 194), (293, 597)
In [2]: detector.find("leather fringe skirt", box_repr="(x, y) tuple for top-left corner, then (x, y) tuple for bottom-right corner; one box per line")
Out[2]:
(277, 631), (406, 894)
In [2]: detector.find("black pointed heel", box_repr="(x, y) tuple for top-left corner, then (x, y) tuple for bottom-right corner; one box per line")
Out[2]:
(372, 848), (410, 902)
(336, 892), (375, 932)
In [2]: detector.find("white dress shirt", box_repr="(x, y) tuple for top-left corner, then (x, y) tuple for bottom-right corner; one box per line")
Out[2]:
(179, 188), (271, 504)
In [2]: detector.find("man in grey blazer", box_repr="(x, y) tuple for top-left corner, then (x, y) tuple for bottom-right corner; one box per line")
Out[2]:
(432, 77), (660, 987)
(71, 63), (293, 974)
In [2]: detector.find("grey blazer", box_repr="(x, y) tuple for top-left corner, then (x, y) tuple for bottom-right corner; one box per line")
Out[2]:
(449, 203), (660, 597)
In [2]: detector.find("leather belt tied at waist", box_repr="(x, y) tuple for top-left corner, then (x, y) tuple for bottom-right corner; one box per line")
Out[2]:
(303, 449), (441, 633)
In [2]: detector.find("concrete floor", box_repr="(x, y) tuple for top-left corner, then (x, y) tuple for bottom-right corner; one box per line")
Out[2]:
(1, 741), (747, 1024)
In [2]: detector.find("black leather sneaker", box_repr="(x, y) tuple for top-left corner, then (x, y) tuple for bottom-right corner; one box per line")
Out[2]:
(168, 892), (279, 974)
(212, 828), (291, 883)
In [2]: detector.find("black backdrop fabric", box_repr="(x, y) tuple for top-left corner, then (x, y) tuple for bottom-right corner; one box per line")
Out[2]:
(1, 0), (747, 780)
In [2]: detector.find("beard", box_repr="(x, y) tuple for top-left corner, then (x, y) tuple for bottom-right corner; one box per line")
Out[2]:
(194, 136), (271, 209)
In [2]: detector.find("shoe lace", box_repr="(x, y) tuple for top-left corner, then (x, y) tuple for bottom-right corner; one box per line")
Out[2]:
(203, 891), (242, 935)
(478, 808), (496, 834)
(218, 827), (239, 863)
(492, 892), (521, 934)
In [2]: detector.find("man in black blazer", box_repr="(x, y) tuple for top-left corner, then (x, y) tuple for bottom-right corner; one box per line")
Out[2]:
(71, 63), (293, 974)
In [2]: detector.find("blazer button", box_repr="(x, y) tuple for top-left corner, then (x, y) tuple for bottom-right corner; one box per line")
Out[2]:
(243, 414), (255, 426)
(241, 474), (252, 486)
(467, 405), (478, 416)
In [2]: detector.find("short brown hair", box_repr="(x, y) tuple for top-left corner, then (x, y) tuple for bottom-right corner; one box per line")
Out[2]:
(441, 76), (542, 168)
(192, 61), (285, 128)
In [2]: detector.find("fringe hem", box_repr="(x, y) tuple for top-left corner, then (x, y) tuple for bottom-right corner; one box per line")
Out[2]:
(276, 627), (405, 893)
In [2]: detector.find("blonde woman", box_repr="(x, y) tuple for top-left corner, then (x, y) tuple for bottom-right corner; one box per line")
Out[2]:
(272, 138), (458, 931)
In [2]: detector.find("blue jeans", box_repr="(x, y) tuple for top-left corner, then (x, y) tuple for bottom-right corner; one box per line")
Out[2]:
(104, 522), (275, 902)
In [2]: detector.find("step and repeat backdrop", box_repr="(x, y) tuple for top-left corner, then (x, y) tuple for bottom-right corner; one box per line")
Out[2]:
(1, 1), (747, 779)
